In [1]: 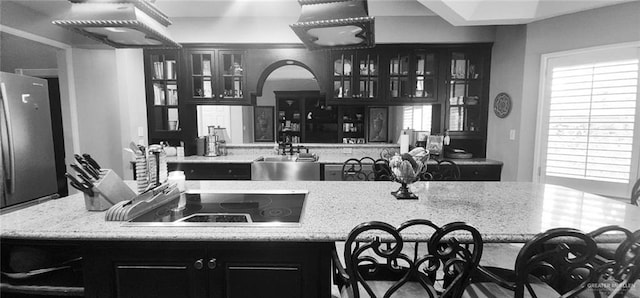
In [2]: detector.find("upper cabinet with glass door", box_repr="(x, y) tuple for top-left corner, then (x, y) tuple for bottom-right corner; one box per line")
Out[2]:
(387, 49), (438, 103)
(445, 47), (490, 137)
(329, 50), (380, 104)
(186, 49), (249, 105)
(144, 50), (182, 144)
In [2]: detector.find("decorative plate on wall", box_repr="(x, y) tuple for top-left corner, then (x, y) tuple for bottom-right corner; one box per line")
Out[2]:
(493, 92), (512, 118)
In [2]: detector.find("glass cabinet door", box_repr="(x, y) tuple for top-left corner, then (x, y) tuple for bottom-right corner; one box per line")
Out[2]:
(448, 51), (482, 132)
(413, 51), (436, 100)
(191, 52), (214, 100)
(388, 53), (410, 101)
(333, 52), (354, 99)
(357, 52), (379, 99)
(220, 51), (245, 100)
(150, 53), (179, 131)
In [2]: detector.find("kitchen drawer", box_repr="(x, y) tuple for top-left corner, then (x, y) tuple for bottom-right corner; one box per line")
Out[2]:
(168, 163), (251, 180)
(458, 164), (502, 181)
(323, 164), (343, 181)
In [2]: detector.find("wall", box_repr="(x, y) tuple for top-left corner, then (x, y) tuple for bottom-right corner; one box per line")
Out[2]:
(70, 49), (125, 175)
(514, 1), (640, 181)
(65, 48), (146, 180)
(0, 1), (101, 48)
(169, 16), (495, 44)
(486, 25), (527, 181)
(115, 49), (147, 179)
(0, 32), (58, 73)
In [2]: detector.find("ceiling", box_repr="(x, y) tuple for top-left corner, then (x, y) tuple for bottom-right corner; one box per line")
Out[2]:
(12, 0), (635, 26)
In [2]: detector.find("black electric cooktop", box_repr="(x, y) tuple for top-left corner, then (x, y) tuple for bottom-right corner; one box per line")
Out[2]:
(128, 190), (308, 226)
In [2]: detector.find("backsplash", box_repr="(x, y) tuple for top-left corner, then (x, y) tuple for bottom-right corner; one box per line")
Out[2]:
(226, 143), (399, 158)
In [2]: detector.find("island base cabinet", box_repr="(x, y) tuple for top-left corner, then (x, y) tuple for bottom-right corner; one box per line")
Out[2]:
(217, 264), (302, 297)
(83, 242), (332, 298)
(83, 245), (207, 298)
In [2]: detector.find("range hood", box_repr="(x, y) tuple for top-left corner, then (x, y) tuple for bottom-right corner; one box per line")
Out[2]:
(290, 0), (375, 51)
(53, 0), (181, 48)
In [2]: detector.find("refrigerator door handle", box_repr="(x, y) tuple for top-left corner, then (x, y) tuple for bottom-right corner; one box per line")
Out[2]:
(0, 82), (16, 194)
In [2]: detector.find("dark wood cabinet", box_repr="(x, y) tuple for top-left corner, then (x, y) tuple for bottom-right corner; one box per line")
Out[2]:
(84, 242), (331, 298)
(109, 248), (206, 298)
(184, 49), (249, 105)
(338, 106), (366, 143)
(142, 44), (492, 157)
(386, 48), (439, 103)
(328, 50), (381, 104)
(275, 91), (338, 143)
(443, 45), (492, 157)
(144, 49), (184, 145)
(168, 163), (251, 180)
(458, 163), (503, 181)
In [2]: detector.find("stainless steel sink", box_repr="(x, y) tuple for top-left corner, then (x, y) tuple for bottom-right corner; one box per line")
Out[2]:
(259, 156), (296, 162)
(252, 156), (321, 180)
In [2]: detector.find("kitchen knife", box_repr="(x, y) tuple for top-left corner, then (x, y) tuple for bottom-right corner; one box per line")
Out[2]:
(70, 163), (92, 181)
(73, 154), (86, 165)
(82, 154), (101, 171)
(82, 163), (100, 180)
(77, 173), (94, 189)
(74, 154), (100, 179)
(65, 173), (94, 196)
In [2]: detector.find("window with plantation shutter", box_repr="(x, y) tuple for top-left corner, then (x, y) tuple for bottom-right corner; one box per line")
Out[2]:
(402, 105), (432, 133)
(538, 45), (640, 198)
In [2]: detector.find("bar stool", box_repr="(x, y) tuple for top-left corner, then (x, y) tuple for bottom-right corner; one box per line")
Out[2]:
(332, 219), (483, 298)
(341, 157), (392, 181)
(421, 159), (461, 181)
(463, 227), (640, 298)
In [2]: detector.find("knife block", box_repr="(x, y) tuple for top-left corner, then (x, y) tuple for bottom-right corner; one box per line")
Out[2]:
(84, 169), (136, 211)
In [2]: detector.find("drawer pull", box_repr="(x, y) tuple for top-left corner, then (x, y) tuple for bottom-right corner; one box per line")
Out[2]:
(194, 259), (204, 270)
(208, 258), (217, 269)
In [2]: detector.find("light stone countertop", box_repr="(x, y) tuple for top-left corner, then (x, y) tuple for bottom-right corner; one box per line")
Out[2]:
(166, 155), (504, 165)
(1, 181), (637, 243)
(167, 155), (261, 163)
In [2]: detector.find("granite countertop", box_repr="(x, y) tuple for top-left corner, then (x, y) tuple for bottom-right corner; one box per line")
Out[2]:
(167, 155), (261, 163)
(1, 181), (637, 243)
(224, 143), (400, 148)
(167, 155), (503, 165)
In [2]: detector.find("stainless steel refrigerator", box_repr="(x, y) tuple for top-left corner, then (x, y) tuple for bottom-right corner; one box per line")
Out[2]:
(1, 72), (58, 208)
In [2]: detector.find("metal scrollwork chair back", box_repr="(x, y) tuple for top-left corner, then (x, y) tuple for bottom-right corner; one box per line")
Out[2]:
(632, 178), (640, 205)
(341, 157), (392, 181)
(333, 219), (483, 298)
(584, 227), (640, 298)
(464, 228), (602, 298)
(421, 159), (461, 181)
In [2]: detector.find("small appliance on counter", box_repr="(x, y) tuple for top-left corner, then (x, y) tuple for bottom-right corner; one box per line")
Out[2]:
(201, 126), (229, 157)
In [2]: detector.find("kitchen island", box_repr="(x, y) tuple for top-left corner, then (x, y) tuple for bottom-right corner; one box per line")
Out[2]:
(2, 181), (639, 297)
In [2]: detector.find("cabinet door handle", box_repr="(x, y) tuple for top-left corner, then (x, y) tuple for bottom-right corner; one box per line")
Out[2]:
(207, 258), (217, 269)
(194, 258), (204, 270)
